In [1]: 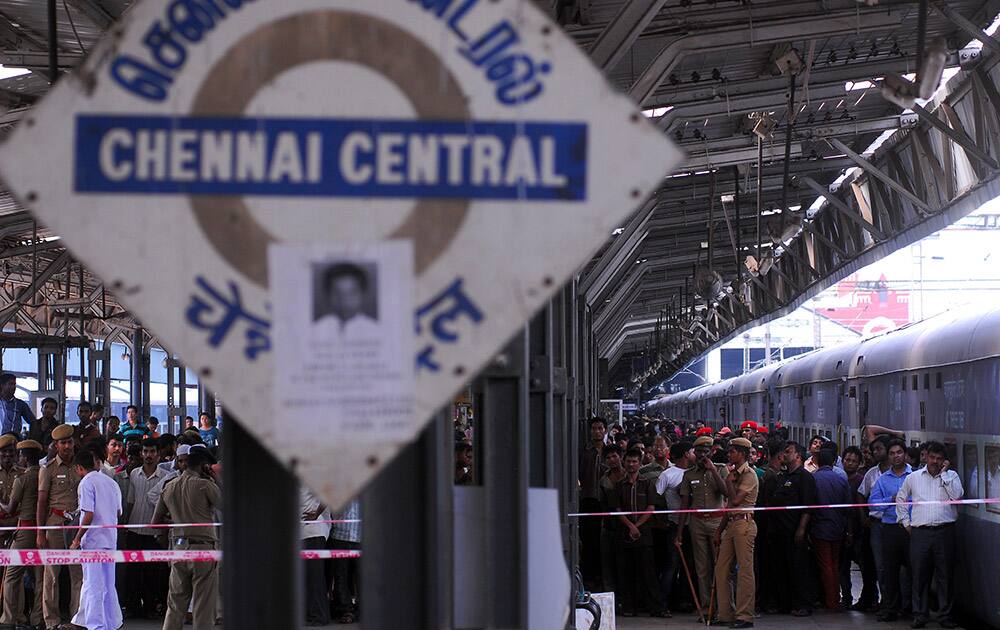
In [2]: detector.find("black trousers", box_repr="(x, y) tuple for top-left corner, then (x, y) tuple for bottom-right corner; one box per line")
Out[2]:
(840, 526), (879, 606)
(123, 532), (167, 616)
(772, 528), (813, 612)
(910, 524), (956, 620)
(329, 539), (360, 617)
(579, 498), (602, 587)
(880, 524), (911, 615)
(652, 524), (680, 609)
(615, 543), (665, 614)
(302, 537), (330, 625)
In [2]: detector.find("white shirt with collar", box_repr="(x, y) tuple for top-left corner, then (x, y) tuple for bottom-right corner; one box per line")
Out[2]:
(895, 466), (963, 528)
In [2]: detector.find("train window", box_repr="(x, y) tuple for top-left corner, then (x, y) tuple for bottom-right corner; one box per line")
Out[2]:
(862, 390), (869, 419)
(964, 444), (979, 500)
(944, 442), (958, 462)
(900, 376), (906, 391)
(912, 375), (918, 390)
(986, 446), (1000, 514)
(923, 373), (930, 390)
(919, 401), (926, 430)
(936, 372), (942, 389)
(849, 386), (856, 398)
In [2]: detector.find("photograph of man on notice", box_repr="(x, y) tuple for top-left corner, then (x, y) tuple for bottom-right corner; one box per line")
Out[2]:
(312, 261), (380, 337)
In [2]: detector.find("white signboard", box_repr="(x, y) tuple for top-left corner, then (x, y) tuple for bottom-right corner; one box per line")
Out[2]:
(269, 241), (414, 444)
(0, 0), (681, 508)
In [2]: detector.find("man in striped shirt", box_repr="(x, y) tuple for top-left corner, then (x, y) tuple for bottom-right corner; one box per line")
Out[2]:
(895, 441), (962, 629)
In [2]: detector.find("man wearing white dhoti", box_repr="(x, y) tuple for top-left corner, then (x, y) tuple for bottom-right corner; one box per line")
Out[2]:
(69, 449), (123, 630)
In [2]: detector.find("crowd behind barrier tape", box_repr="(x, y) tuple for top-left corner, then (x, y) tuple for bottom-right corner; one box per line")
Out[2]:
(0, 548), (361, 566)
(0, 518), (362, 532)
(567, 496), (1000, 518)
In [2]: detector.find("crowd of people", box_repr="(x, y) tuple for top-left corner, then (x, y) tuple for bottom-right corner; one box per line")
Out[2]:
(579, 415), (964, 629)
(0, 373), (361, 630)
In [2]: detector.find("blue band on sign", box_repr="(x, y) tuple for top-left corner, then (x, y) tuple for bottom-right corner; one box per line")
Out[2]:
(74, 115), (587, 201)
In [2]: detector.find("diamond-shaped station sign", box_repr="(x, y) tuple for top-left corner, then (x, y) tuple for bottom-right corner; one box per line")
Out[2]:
(0, 0), (680, 508)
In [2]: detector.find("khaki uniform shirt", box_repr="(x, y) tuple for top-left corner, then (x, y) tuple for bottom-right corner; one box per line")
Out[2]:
(154, 470), (221, 542)
(728, 462), (759, 517)
(8, 465), (39, 520)
(679, 464), (727, 510)
(38, 454), (80, 513)
(0, 465), (21, 523)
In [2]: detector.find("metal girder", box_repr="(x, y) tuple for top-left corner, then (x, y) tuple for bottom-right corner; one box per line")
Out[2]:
(588, 0), (667, 71)
(648, 54), (960, 111)
(0, 50), (83, 67)
(580, 198), (656, 304)
(930, 0), (1000, 57)
(799, 219), (848, 259)
(826, 138), (935, 215)
(910, 102), (1000, 170)
(0, 249), (71, 326)
(65, 0), (115, 30)
(799, 175), (887, 240)
(629, 9), (904, 106)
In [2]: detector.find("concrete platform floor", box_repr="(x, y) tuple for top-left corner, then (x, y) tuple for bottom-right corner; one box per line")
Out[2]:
(616, 610), (969, 629)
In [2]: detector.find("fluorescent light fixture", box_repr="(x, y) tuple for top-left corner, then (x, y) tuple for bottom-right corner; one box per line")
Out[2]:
(0, 65), (29, 80)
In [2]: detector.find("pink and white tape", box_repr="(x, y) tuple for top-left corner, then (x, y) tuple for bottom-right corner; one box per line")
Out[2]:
(0, 548), (361, 566)
(568, 497), (1000, 518)
(0, 518), (361, 532)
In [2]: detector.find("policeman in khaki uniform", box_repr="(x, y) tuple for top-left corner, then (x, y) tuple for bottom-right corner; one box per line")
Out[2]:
(36, 423), (82, 629)
(153, 447), (220, 630)
(711, 437), (759, 628)
(675, 435), (727, 609)
(0, 439), (44, 628)
(0, 433), (21, 621)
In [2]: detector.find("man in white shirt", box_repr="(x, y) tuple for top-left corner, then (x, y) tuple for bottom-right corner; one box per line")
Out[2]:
(656, 441), (694, 612)
(124, 438), (169, 618)
(895, 441), (962, 629)
(315, 262), (380, 338)
(858, 435), (891, 589)
(69, 449), (123, 630)
(300, 488), (332, 626)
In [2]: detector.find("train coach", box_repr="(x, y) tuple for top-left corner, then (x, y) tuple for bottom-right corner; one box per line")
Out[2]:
(647, 305), (1000, 625)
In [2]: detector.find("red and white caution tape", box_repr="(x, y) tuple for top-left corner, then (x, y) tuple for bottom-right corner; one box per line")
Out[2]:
(568, 497), (1000, 518)
(0, 548), (361, 566)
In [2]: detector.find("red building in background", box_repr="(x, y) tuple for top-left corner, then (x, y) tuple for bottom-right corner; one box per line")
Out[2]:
(817, 274), (910, 336)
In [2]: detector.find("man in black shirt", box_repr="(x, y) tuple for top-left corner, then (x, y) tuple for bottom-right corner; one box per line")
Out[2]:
(610, 448), (666, 618)
(770, 441), (818, 617)
(757, 438), (786, 614)
(578, 417), (607, 589)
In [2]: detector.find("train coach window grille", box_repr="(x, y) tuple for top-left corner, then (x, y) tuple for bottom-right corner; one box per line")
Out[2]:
(901, 376), (906, 391)
(963, 443), (979, 501)
(919, 401), (926, 430)
(912, 374), (918, 390)
(862, 390), (869, 420)
(849, 386), (856, 398)
(923, 373), (930, 390)
(986, 446), (1000, 514)
(936, 372), (942, 389)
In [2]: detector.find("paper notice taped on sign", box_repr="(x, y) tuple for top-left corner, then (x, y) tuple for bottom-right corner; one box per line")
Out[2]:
(269, 241), (414, 442)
